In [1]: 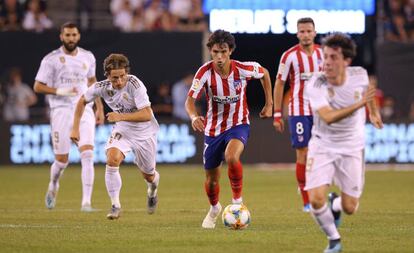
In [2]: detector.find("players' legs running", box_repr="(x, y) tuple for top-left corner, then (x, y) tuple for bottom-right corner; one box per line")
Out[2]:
(105, 147), (124, 219)
(296, 147), (310, 212)
(46, 154), (69, 209)
(202, 167), (222, 228)
(80, 145), (94, 211)
(309, 185), (342, 253)
(225, 139), (244, 204)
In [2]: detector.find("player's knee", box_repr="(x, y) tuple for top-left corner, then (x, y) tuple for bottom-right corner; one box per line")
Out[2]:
(224, 154), (239, 165)
(343, 201), (358, 215)
(107, 156), (122, 167)
(55, 155), (69, 164)
(309, 194), (325, 210)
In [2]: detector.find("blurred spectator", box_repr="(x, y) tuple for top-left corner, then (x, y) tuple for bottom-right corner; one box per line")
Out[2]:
(152, 81), (173, 117)
(172, 72), (193, 120)
(111, 0), (144, 32)
(143, 0), (173, 31)
(380, 96), (398, 122)
(404, 0), (414, 39)
(22, 0), (53, 33)
(170, 0), (206, 32)
(384, 0), (410, 42)
(3, 67), (37, 122)
(0, 0), (24, 31)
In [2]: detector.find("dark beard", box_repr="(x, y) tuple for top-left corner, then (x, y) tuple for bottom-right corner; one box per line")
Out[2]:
(62, 41), (78, 52)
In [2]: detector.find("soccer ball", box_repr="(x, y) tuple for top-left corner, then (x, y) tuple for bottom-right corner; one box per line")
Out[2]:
(222, 204), (251, 230)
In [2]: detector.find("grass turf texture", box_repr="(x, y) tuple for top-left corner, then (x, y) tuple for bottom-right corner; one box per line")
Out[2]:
(0, 165), (413, 253)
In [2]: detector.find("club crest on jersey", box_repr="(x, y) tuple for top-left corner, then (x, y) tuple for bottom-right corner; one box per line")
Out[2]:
(233, 79), (242, 92)
(122, 92), (130, 102)
(354, 91), (361, 100)
(59, 56), (65, 64)
(82, 63), (87, 70)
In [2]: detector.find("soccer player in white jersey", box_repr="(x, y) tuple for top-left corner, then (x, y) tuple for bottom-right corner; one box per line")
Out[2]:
(185, 30), (273, 228)
(304, 33), (383, 253)
(70, 54), (160, 219)
(33, 22), (104, 212)
(273, 17), (323, 212)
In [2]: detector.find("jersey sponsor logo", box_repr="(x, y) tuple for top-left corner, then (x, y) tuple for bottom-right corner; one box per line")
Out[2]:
(300, 72), (313, 80)
(212, 95), (240, 104)
(191, 79), (201, 91)
(59, 56), (65, 64)
(233, 79), (242, 92)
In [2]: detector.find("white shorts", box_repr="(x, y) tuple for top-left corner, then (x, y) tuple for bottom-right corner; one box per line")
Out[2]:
(305, 146), (365, 198)
(50, 106), (95, 154)
(105, 126), (157, 174)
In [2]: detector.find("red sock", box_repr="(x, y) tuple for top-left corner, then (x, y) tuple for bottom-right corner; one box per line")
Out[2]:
(205, 181), (219, 206)
(296, 163), (309, 205)
(228, 161), (243, 200)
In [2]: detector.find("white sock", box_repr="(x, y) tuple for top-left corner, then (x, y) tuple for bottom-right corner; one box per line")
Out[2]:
(48, 160), (68, 192)
(332, 196), (342, 212)
(80, 150), (94, 206)
(146, 170), (159, 197)
(311, 203), (341, 240)
(232, 197), (243, 204)
(105, 165), (122, 208)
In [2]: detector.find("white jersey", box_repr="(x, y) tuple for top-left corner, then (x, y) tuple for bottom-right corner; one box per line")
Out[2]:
(84, 75), (159, 140)
(35, 46), (96, 109)
(305, 67), (369, 153)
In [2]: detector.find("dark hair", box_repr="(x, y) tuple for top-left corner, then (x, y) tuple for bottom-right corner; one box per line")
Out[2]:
(322, 33), (357, 60)
(60, 22), (79, 32)
(103, 54), (130, 76)
(297, 17), (315, 27)
(206, 30), (236, 50)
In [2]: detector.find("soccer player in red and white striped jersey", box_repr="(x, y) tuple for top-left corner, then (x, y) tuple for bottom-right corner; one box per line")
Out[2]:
(273, 17), (323, 212)
(185, 30), (273, 228)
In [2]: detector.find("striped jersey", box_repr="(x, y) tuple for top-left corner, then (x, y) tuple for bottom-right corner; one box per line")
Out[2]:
(277, 44), (323, 116)
(35, 47), (96, 109)
(188, 60), (264, 137)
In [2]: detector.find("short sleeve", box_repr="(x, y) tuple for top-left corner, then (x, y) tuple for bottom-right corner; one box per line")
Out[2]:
(35, 57), (54, 86)
(87, 53), (96, 79)
(237, 61), (264, 80)
(133, 81), (151, 110)
(84, 83), (99, 103)
(276, 52), (293, 81)
(305, 75), (330, 111)
(188, 64), (209, 99)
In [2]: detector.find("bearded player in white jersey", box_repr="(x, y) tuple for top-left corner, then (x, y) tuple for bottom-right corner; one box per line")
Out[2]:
(71, 53), (160, 219)
(34, 22), (104, 212)
(304, 33), (383, 253)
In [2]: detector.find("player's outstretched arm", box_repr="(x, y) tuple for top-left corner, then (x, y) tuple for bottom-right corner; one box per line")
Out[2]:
(272, 78), (285, 132)
(71, 95), (88, 145)
(185, 96), (204, 132)
(33, 81), (77, 96)
(317, 86), (376, 124)
(106, 106), (153, 123)
(259, 67), (273, 118)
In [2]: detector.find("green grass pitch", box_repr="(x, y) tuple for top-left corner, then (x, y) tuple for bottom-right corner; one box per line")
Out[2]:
(0, 165), (413, 253)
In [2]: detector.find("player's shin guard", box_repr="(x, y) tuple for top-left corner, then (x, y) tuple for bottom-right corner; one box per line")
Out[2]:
(80, 150), (94, 206)
(105, 165), (122, 208)
(205, 181), (219, 206)
(228, 161), (243, 201)
(296, 163), (309, 205)
(48, 160), (68, 192)
(311, 203), (341, 240)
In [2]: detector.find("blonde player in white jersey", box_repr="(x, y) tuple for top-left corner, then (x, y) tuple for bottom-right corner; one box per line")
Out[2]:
(70, 53), (160, 220)
(304, 33), (383, 253)
(33, 22), (104, 212)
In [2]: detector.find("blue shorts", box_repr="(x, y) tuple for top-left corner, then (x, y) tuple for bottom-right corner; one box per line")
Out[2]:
(288, 116), (313, 149)
(203, 124), (250, 170)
